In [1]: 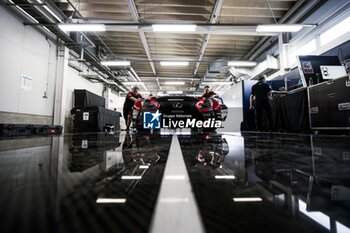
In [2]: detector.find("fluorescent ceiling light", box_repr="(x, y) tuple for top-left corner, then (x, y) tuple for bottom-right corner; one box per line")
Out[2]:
(233, 197), (262, 202)
(121, 176), (142, 180)
(101, 61), (131, 66)
(139, 165), (150, 169)
(96, 198), (126, 203)
(228, 61), (257, 67)
(164, 81), (185, 85)
(215, 175), (236, 179)
(160, 61), (189, 66)
(58, 24), (106, 32)
(152, 24), (197, 32)
(256, 24), (303, 32)
(123, 82), (143, 85)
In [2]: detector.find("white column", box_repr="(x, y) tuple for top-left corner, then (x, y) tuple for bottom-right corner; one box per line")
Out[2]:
(53, 42), (68, 126)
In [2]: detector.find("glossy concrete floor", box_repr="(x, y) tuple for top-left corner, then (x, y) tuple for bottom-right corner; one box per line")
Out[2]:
(0, 131), (349, 233)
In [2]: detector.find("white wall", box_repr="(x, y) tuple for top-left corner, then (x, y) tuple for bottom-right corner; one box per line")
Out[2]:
(218, 82), (243, 132)
(105, 89), (126, 129)
(0, 6), (56, 117)
(0, 5), (125, 130)
(62, 66), (105, 118)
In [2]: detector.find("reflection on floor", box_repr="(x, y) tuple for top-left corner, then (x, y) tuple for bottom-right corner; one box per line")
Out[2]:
(0, 131), (349, 233)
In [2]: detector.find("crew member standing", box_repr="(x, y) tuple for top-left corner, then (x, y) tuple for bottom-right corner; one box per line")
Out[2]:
(202, 85), (217, 98)
(123, 86), (142, 130)
(249, 75), (273, 131)
(196, 85), (218, 111)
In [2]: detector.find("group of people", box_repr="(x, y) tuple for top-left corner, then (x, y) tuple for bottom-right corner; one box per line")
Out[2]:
(122, 85), (218, 131)
(122, 77), (278, 132)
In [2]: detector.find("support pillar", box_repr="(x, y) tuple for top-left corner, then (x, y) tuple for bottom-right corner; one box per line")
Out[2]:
(53, 42), (68, 126)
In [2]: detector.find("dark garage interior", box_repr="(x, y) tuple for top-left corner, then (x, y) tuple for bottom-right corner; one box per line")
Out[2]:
(0, 0), (350, 232)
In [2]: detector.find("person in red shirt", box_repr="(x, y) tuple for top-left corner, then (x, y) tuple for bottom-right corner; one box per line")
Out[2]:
(202, 85), (217, 98)
(123, 86), (142, 130)
(196, 86), (218, 111)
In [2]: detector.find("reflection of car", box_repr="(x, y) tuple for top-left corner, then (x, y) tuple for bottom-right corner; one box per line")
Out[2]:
(195, 134), (229, 167)
(132, 95), (228, 130)
(122, 133), (161, 167)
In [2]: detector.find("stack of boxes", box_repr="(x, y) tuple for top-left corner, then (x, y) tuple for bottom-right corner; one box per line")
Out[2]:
(71, 89), (121, 132)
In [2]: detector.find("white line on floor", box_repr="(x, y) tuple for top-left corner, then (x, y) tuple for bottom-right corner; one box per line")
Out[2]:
(149, 134), (205, 233)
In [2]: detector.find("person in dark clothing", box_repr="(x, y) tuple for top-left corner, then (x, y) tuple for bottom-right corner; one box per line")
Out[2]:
(123, 86), (142, 130)
(196, 85), (218, 111)
(202, 85), (217, 98)
(249, 75), (273, 131)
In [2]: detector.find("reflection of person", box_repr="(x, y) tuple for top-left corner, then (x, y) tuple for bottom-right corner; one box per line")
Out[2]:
(202, 85), (217, 98)
(249, 75), (273, 131)
(123, 86), (142, 130)
(122, 132), (133, 149)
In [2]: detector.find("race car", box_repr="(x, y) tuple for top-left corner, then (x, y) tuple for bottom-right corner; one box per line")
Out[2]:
(132, 95), (228, 131)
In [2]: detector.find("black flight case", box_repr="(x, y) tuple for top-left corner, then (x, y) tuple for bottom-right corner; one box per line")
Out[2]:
(308, 76), (350, 131)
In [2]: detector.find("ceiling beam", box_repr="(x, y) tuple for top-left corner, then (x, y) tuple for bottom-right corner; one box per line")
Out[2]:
(127, 0), (156, 76)
(242, 0), (313, 61)
(193, 0), (224, 76)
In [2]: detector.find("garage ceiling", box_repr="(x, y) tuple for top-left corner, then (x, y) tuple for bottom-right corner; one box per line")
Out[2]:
(7, 0), (310, 92)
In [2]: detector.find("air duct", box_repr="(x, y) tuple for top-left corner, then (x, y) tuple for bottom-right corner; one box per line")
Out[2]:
(249, 54), (278, 79)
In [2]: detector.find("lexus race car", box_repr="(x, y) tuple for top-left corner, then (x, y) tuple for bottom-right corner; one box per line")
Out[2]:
(132, 95), (228, 131)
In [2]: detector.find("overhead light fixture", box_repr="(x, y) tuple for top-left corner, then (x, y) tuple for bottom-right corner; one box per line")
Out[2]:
(101, 60), (131, 66)
(228, 61), (257, 67)
(160, 61), (189, 66)
(58, 24), (106, 32)
(96, 198), (126, 203)
(164, 82), (185, 85)
(121, 176), (142, 180)
(152, 24), (197, 32)
(214, 175), (236, 179)
(256, 24), (304, 32)
(233, 197), (262, 202)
